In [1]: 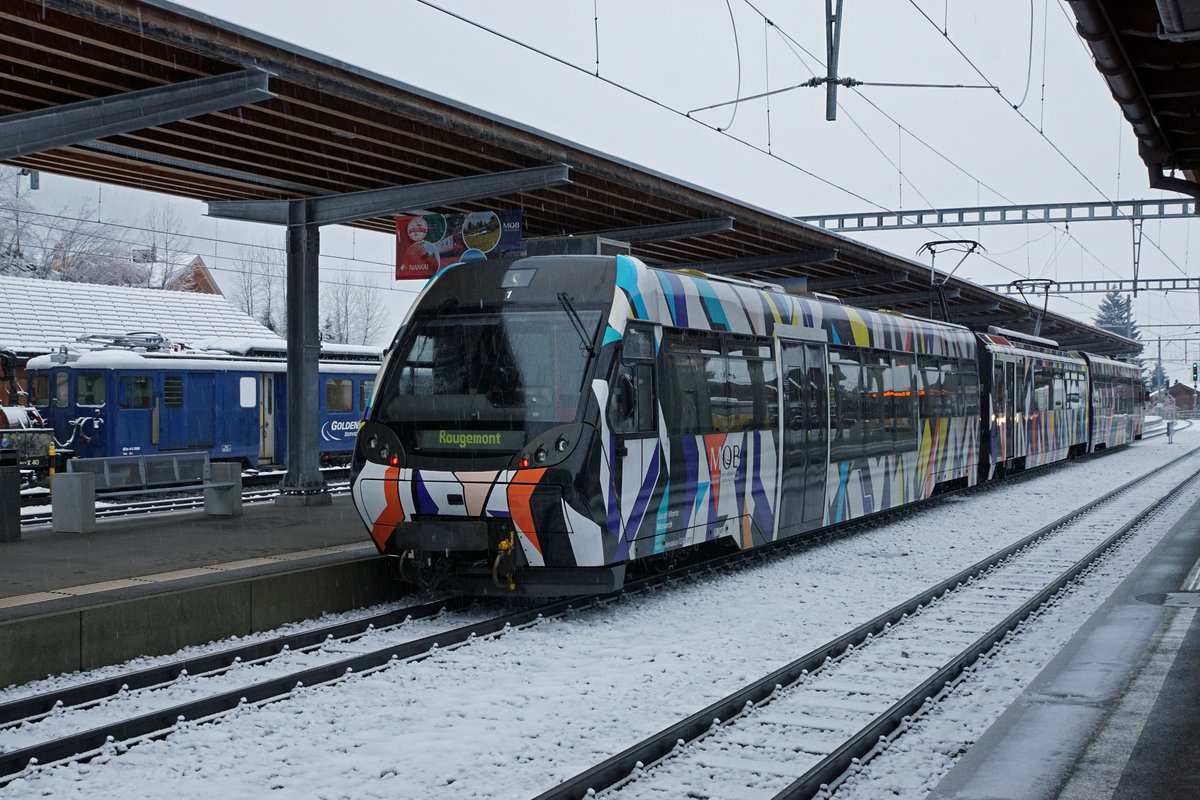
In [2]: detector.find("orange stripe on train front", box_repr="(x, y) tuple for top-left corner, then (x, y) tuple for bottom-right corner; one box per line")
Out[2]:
(507, 467), (547, 554)
(369, 466), (405, 551)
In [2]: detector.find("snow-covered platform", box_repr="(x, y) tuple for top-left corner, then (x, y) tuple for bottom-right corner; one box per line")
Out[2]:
(0, 495), (393, 688)
(929, 494), (1200, 800)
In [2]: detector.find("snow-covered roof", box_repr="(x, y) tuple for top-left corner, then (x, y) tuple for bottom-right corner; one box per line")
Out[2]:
(0, 275), (282, 355)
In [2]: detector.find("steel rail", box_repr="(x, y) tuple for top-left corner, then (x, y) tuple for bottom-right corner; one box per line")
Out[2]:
(0, 595), (467, 729)
(774, 459), (1200, 798)
(531, 445), (1200, 800)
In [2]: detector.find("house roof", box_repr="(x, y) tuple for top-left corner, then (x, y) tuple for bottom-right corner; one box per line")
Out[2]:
(0, 275), (280, 355)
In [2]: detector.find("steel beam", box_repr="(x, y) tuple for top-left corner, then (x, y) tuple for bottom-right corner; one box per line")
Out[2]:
(842, 288), (961, 308)
(797, 198), (1198, 232)
(676, 250), (839, 276)
(983, 277), (1200, 295)
(206, 164), (572, 225)
(946, 301), (1002, 316)
(586, 217), (735, 245)
(0, 69), (275, 162)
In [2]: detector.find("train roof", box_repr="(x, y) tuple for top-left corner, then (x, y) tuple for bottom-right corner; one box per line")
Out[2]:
(26, 347), (381, 374)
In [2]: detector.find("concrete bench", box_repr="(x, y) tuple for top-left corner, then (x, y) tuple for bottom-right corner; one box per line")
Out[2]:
(54, 452), (242, 533)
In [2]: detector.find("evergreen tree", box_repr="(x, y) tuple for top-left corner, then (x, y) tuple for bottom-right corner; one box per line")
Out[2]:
(1093, 290), (1145, 385)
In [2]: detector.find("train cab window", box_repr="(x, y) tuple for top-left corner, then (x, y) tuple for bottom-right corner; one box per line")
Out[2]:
(118, 376), (153, 409)
(325, 379), (353, 413)
(29, 374), (48, 407)
(609, 324), (656, 435)
(76, 372), (105, 406)
(360, 379), (375, 412)
(54, 372), (69, 408)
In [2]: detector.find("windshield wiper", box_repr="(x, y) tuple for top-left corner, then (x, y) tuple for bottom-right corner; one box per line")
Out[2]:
(558, 292), (596, 357)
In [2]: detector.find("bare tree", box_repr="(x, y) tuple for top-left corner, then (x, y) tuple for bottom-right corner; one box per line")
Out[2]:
(0, 168), (42, 275)
(48, 206), (141, 285)
(321, 273), (388, 345)
(140, 203), (193, 289)
(230, 235), (287, 335)
(351, 276), (388, 345)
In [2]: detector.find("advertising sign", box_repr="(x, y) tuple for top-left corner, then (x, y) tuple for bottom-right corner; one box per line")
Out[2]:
(395, 210), (522, 279)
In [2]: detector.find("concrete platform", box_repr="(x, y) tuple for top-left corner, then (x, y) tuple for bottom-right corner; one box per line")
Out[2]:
(929, 495), (1200, 800)
(0, 495), (398, 688)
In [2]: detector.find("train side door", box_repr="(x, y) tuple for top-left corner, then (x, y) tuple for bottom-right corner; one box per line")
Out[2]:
(260, 372), (276, 463)
(187, 373), (215, 449)
(159, 374), (188, 450)
(778, 339), (829, 536)
(606, 325), (657, 555)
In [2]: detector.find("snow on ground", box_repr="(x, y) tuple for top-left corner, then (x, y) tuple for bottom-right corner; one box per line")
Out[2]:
(2, 429), (1196, 799)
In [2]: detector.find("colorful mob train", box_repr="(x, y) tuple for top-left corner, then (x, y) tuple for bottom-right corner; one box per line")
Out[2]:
(351, 255), (1144, 596)
(25, 336), (380, 471)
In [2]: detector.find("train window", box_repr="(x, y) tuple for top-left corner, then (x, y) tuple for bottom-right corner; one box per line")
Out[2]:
(861, 353), (888, 454)
(829, 348), (861, 461)
(77, 372), (105, 406)
(1051, 372), (1066, 410)
(360, 380), (375, 412)
(609, 324), (656, 435)
(918, 362), (943, 418)
(118, 376), (152, 409)
(959, 367), (980, 417)
(54, 372), (68, 408)
(662, 330), (717, 436)
(239, 377), (256, 409)
(1032, 368), (1052, 412)
(29, 374), (48, 407)
(888, 356), (916, 446)
(609, 361), (655, 434)
(164, 376), (184, 408)
(325, 379), (353, 413)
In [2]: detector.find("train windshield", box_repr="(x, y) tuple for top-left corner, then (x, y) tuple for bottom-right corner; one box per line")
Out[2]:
(375, 308), (602, 452)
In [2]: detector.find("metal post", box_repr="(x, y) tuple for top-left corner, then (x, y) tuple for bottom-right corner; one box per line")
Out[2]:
(277, 199), (330, 505)
(825, 0), (845, 121)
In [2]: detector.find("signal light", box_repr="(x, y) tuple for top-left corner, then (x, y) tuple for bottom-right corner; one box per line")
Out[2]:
(1194, 362), (1199, 382)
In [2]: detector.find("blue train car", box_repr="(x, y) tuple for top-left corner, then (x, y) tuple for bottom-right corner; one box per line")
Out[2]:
(25, 342), (380, 469)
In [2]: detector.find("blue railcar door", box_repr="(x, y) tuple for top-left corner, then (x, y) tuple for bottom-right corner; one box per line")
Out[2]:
(777, 339), (829, 535)
(188, 373), (215, 448)
(159, 374), (188, 450)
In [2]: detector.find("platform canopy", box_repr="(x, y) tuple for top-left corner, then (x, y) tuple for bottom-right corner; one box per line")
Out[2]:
(1068, 0), (1200, 202)
(0, 0), (1140, 356)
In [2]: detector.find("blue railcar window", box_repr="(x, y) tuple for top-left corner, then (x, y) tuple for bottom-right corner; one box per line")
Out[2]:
(164, 376), (184, 408)
(118, 376), (153, 409)
(77, 372), (105, 406)
(326, 379), (353, 413)
(29, 374), (48, 407)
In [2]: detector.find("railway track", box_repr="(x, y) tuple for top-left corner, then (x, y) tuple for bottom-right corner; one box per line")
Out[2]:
(532, 446), (1200, 800)
(3, 442), (1191, 788)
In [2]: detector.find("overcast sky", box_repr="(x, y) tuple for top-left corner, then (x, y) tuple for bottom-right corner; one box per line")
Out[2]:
(23, 1), (1200, 382)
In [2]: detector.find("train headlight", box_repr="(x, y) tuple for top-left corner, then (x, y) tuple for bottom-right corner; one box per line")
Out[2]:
(534, 447), (548, 464)
(555, 436), (569, 453)
(378, 444), (390, 461)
